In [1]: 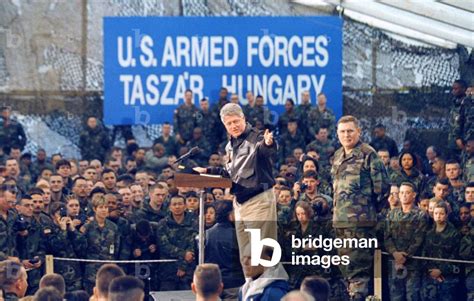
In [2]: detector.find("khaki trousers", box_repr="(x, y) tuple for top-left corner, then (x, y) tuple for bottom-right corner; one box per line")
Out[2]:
(233, 189), (278, 260)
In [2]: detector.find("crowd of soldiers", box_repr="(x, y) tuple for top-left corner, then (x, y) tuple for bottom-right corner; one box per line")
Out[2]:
(0, 79), (472, 300)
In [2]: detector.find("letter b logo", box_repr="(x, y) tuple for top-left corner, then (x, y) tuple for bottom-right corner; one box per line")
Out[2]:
(245, 229), (282, 267)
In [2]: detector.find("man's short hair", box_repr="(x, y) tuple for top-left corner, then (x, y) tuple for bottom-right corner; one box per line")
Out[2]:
(337, 115), (360, 128)
(454, 79), (468, 89)
(302, 170), (319, 181)
(467, 182), (474, 189)
(0, 260), (25, 288)
(34, 287), (63, 301)
(28, 187), (44, 197)
(108, 276), (145, 301)
(96, 264), (125, 298)
(445, 159), (460, 166)
(55, 159), (71, 170)
(435, 178), (451, 187)
(102, 168), (117, 177)
(400, 182), (416, 192)
(193, 264), (222, 298)
(301, 276), (330, 301)
(214, 200), (233, 223)
(39, 273), (66, 297)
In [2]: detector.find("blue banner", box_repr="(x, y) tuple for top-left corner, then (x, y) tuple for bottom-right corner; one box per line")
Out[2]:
(104, 16), (342, 125)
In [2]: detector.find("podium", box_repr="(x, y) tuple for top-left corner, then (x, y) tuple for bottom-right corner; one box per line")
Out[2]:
(175, 173), (232, 264)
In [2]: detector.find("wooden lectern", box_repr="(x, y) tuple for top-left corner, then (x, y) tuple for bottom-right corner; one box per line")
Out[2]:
(175, 173), (232, 264)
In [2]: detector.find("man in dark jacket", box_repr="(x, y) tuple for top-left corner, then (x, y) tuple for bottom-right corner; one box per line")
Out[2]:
(205, 200), (244, 300)
(0, 106), (27, 154)
(79, 116), (110, 162)
(194, 103), (278, 259)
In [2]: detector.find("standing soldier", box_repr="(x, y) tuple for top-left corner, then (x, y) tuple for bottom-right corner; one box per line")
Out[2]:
(195, 98), (217, 151)
(384, 182), (429, 301)
(306, 126), (336, 170)
(15, 195), (45, 295)
(421, 202), (462, 301)
(0, 106), (27, 154)
(43, 202), (86, 291)
(296, 91), (312, 143)
(0, 184), (19, 261)
(79, 116), (110, 162)
(174, 89), (198, 145)
(331, 115), (389, 300)
(448, 79), (468, 159)
(460, 222), (473, 301)
(308, 93), (336, 141)
(78, 195), (120, 294)
(157, 195), (197, 291)
(278, 119), (306, 165)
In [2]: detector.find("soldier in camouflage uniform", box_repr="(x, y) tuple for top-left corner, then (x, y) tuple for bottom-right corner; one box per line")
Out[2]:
(43, 202), (85, 291)
(158, 195), (197, 291)
(462, 138), (474, 183)
(296, 91), (313, 143)
(185, 127), (212, 166)
(157, 195), (197, 291)
(105, 193), (132, 261)
(153, 122), (179, 157)
(196, 98), (218, 151)
(0, 184), (19, 261)
(0, 106), (27, 153)
(306, 127), (336, 171)
(173, 89), (198, 144)
(15, 195), (46, 295)
(293, 170), (332, 225)
(459, 221), (474, 301)
(79, 116), (110, 162)
(421, 202), (462, 301)
(390, 151), (426, 196)
(131, 183), (167, 224)
(78, 196), (121, 294)
(377, 149), (397, 179)
(278, 120), (306, 165)
(448, 80), (468, 159)
(454, 83), (474, 152)
(307, 93), (336, 141)
(277, 98), (300, 136)
(445, 159), (466, 206)
(276, 186), (295, 228)
(384, 182), (429, 301)
(331, 116), (389, 301)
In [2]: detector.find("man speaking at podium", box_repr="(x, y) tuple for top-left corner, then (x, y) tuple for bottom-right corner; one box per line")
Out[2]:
(194, 103), (278, 258)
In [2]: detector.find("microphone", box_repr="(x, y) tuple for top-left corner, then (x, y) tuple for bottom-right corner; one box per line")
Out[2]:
(173, 146), (201, 164)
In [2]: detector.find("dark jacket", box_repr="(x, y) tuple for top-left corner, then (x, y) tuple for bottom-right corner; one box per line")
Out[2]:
(208, 123), (277, 203)
(205, 222), (244, 289)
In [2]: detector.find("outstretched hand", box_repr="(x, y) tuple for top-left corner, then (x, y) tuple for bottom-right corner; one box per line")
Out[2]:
(264, 129), (273, 146)
(193, 167), (207, 174)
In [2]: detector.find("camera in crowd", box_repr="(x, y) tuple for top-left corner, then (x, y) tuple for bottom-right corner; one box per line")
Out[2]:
(60, 206), (68, 218)
(299, 182), (308, 192)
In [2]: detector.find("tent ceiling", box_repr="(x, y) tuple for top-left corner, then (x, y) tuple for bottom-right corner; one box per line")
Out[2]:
(292, 0), (474, 49)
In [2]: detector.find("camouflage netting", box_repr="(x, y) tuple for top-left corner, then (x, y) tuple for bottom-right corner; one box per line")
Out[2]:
(0, 0), (471, 158)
